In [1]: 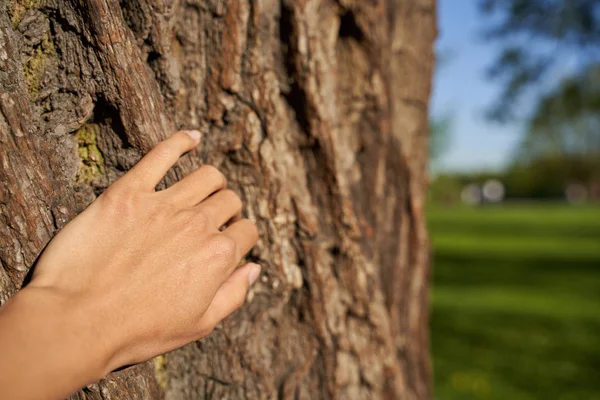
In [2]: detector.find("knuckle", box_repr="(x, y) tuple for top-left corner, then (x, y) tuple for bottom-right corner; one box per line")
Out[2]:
(224, 190), (242, 209)
(210, 235), (237, 262)
(233, 290), (246, 310)
(152, 142), (174, 161)
(245, 219), (259, 242)
(100, 187), (138, 215)
(202, 165), (227, 187)
(177, 209), (209, 231)
(191, 209), (210, 229)
(197, 322), (215, 339)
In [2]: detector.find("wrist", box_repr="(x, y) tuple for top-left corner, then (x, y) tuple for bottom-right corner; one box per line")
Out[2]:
(1, 286), (113, 392)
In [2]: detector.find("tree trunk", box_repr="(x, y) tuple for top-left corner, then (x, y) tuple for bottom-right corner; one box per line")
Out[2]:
(0, 0), (436, 398)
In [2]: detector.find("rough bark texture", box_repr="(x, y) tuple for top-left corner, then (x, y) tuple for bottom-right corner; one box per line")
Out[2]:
(0, 0), (436, 398)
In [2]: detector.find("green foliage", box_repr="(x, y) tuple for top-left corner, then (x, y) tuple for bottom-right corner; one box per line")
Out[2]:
(518, 64), (600, 161)
(428, 174), (463, 205)
(428, 154), (600, 202)
(504, 155), (600, 198)
(479, 0), (600, 121)
(479, 0), (600, 189)
(429, 204), (600, 400)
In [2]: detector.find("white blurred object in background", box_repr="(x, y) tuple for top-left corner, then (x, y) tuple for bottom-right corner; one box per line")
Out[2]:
(565, 183), (588, 204)
(461, 184), (482, 205)
(482, 179), (505, 203)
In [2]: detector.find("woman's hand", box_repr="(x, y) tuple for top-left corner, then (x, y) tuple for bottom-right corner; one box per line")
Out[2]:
(0, 130), (260, 399)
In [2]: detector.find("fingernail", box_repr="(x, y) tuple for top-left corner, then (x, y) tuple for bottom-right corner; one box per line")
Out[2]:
(248, 264), (261, 286)
(184, 130), (201, 143)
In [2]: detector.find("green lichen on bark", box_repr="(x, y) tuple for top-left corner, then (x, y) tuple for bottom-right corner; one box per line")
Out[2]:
(10, 0), (55, 98)
(75, 124), (105, 184)
(22, 32), (55, 99)
(7, 0), (44, 28)
(152, 355), (169, 390)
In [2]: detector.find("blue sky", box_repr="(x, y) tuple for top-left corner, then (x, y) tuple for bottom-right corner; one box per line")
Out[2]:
(431, 1), (523, 172)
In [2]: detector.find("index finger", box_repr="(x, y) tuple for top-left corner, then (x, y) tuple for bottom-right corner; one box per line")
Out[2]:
(118, 130), (201, 191)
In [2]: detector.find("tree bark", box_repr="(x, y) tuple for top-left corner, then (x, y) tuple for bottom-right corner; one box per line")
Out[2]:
(0, 0), (436, 398)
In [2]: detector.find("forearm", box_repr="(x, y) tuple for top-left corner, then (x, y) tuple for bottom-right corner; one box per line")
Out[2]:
(0, 287), (109, 400)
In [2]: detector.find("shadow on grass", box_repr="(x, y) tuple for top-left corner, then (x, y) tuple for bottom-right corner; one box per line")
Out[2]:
(432, 306), (600, 399)
(432, 251), (600, 295)
(429, 206), (600, 400)
(429, 221), (600, 241)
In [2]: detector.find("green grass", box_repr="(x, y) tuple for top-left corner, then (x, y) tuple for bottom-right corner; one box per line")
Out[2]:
(429, 204), (600, 400)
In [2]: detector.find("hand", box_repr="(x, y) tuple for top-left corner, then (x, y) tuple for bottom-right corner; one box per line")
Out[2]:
(17, 130), (260, 381)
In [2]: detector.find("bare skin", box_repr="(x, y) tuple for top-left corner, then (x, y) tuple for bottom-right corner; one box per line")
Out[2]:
(0, 130), (260, 400)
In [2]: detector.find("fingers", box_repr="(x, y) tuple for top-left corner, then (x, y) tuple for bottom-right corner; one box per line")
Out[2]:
(200, 263), (261, 330)
(197, 190), (243, 228)
(222, 219), (259, 262)
(165, 165), (227, 207)
(121, 130), (201, 191)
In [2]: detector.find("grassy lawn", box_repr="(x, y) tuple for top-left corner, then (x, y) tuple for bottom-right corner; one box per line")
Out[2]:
(428, 204), (600, 400)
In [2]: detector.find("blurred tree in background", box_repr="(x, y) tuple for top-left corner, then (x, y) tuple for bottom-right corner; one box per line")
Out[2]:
(427, 0), (600, 203)
(429, 48), (454, 174)
(480, 0), (600, 122)
(507, 64), (600, 200)
(520, 65), (600, 160)
(429, 114), (453, 170)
